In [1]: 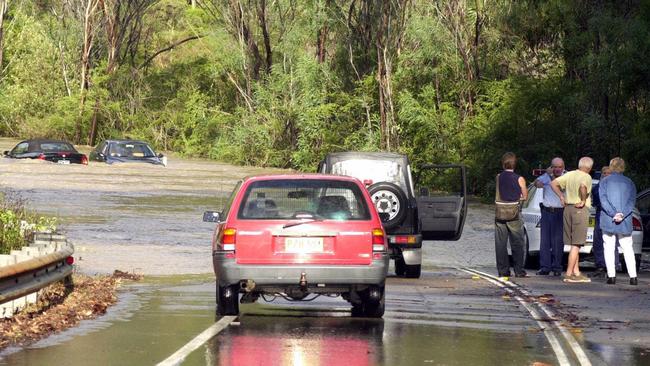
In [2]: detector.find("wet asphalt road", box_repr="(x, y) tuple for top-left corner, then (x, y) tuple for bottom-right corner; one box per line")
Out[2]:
(1, 138), (650, 365)
(0, 270), (560, 366)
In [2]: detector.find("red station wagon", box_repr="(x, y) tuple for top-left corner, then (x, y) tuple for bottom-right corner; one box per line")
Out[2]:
(203, 174), (389, 317)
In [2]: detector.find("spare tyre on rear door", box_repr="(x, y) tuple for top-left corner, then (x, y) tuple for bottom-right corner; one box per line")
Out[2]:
(368, 182), (407, 229)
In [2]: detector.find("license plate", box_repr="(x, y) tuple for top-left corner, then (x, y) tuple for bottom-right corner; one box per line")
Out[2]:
(58, 160), (70, 165)
(588, 217), (595, 227)
(284, 237), (323, 253)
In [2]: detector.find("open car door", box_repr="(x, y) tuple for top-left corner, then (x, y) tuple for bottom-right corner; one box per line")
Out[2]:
(415, 164), (467, 241)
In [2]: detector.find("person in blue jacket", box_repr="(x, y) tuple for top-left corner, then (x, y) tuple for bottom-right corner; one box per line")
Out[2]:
(598, 157), (638, 285)
(591, 166), (619, 277)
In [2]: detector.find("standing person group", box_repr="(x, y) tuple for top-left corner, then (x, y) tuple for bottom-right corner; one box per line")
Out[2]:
(493, 153), (638, 285)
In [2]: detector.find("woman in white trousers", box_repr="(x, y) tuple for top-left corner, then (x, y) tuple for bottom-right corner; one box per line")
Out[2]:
(598, 158), (638, 285)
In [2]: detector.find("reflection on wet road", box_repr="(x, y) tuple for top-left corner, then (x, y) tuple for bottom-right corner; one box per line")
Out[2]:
(194, 270), (557, 366)
(0, 270), (559, 366)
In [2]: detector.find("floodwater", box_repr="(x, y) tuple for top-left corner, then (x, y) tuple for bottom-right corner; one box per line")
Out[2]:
(0, 137), (501, 275)
(0, 138), (284, 274)
(0, 271), (559, 366)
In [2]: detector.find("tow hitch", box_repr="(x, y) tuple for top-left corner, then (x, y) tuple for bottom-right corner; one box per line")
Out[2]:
(299, 272), (308, 291)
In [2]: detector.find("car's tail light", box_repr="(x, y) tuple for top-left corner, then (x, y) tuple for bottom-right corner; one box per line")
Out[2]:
(633, 217), (642, 231)
(392, 235), (418, 244)
(219, 228), (237, 251)
(37, 154), (46, 160)
(81, 155), (88, 165)
(372, 228), (386, 252)
(65, 256), (74, 265)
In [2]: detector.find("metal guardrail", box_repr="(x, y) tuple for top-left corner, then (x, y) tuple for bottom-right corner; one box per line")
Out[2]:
(0, 232), (74, 317)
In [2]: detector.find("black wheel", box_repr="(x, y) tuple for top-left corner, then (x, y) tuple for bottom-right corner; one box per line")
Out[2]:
(351, 304), (364, 317)
(363, 296), (385, 318)
(350, 287), (385, 318)
(404, 264), (421, 278)
(523, 231), (539, 270)
(217, 284), (239, 316)
(368, 182), (408, 230)
(395, 258), (406, 276)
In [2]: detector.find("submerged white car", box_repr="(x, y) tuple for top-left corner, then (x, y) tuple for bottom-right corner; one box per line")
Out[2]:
(520, 180), (643, 271)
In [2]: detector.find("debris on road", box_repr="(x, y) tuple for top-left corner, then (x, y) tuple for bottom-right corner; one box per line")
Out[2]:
(112, 269), (143, 281)
(0, 271), (141, 350)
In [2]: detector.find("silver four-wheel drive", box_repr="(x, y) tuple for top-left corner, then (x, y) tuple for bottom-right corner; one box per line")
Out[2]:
(318, 152), (468, 278)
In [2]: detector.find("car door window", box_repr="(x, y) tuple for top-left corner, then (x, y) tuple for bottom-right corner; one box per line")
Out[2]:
(415, 164), (467, 241)
(330, 159), (408, 194)
(11, 142), (29, 155)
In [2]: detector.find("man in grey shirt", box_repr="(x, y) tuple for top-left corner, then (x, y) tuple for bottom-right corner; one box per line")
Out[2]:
(534, 157), (565, 276)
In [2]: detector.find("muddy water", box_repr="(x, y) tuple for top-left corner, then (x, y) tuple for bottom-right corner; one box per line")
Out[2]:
(0, 137), (502, 275)
(0, 138), (285, 275)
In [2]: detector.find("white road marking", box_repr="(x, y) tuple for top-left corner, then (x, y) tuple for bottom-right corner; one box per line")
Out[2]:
(157, 315), (237, 366)
(460, 268), (593, 366)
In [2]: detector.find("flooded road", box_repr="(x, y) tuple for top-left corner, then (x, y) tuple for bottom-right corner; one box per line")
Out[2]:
(0, 270), (560, 366)
(0, 138), (283, 274)
(2, 137), (649, 365)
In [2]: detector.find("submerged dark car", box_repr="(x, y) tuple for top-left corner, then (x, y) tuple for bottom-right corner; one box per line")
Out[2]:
(3, 139), (88, 165)
(89, 140), (166, 166)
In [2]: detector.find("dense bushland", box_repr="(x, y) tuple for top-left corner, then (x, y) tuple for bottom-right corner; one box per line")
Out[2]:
(1, 1), (649, 194)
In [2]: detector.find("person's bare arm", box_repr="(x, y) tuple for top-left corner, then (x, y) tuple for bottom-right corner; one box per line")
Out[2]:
(518, 176), (528, 201)
(575, 184), (588, 208)
(550, 180), (565, 206)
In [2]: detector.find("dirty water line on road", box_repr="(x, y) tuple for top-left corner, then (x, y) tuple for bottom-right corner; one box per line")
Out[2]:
(458, 267), (592, 366)
(156, 315), (237, 366)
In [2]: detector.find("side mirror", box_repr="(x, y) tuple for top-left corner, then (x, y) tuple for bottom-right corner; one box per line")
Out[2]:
(203, 211), (221, 223)
(158, 153), (164, 158)
(97, 152), (105, 160)
(419, 187), (429, 196)
(378, 212), (390, 222)
(3, 151), (8, 156)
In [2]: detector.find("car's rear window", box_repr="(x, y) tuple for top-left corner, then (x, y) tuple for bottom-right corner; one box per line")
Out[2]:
(330, 159), (408, 193)
(238, 179), (371, 220)
(40, 142), (75, 152)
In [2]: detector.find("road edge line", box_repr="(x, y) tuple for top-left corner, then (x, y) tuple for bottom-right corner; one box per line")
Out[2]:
(457, 268), (571, 366)
(156, 315), (237, 366)
(465, 268), (592, 366)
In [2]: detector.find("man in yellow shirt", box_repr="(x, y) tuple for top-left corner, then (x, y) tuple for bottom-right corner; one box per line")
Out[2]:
(551, 157), (593, 283)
